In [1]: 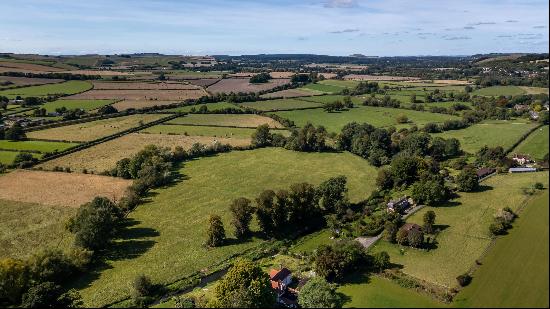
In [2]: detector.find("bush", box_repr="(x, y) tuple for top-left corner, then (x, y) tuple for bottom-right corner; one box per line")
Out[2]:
(456, 273), (472, 287)
(133, 274), (153, 298)
(396, 114), (409, 124)
(534, 182), (544, 190)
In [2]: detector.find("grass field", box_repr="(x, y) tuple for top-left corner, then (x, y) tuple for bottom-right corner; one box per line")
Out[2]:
(519, 86), (549, 95)
(473, 85), (525, 96)
(141, 124), (273, 139)
(238, 98), (322, 111)
(26, 114), (168, 142)
(453, 191), (549, 308)
(0, 140), (78, 153)
(510, 125), (549, 161)
(42, 99), (115, 112)
(302, 83), (344, 94)
(273, 105), (460, 133)
(0, 151), (40, 164)
(165, 102), (242, 113)
(166, 114), (284, 128)
(0, 80), (92, 98)
(433, 120), (538, 153)
(370, 172), (549, 288)
(72, 148), (378, 306)
(338, 275), (444, 308)
(0, 199), (76, 259)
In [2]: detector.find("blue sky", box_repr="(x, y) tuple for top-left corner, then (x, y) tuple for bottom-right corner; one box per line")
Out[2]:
(0, 0), (548, 56)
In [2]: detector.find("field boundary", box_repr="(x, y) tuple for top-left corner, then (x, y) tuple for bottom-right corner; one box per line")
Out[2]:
(506, 123), (544, 155)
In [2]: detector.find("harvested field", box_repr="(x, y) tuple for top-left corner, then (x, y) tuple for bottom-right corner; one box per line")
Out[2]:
(38, 133), (250, 173)
(184, 79), (220, 87)
(0, 170), (131, 207)
(26, 114), (168, 142)
(166, 114), (284, 128)
(343, 74), (420, 81)
(141, 124), (289, 139)
(269, 71), (295, 78)
(260, 88), (322, 99)
(67, 88), (207, 101)
(238, 98), (322, 111)
(0, 76), (64, 88)
(207, 78), (290, 94)
(111, 100), (179, 111)
(0, 61), (64, 72)
(165, 102), (242, 113)
(91, 81), (201, 90)
(59, 70), (139, 76)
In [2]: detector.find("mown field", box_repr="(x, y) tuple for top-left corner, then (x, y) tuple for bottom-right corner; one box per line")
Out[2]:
(26, 114), (168, 142)
(166, 114), (284, 128)
(42, 99), (115, 112)
(273, 105), (460, 133)
(302, 83), (344, 94)
(0, 150), (40, 164)
(433, 120), (538, 153)
(0, 139), (78, 153)
(165, 102), (242, 113)
(453, 191), (549, 308)
(473, 85), (525, 96)
(511, 125), (549, 161)
(238, 98), (322, 111)
(370, 172), (549, 288)
(72, 148), (379, 307)
(141, 124), (271, 139)
(0, 80), (92, 98)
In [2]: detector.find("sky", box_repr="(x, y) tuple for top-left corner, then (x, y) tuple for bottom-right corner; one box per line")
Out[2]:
(0, 0), (548, 56)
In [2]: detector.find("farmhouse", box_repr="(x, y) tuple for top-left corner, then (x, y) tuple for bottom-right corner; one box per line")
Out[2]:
(476, 167), (496, 179)
(512, 154), (534, 166)
(509, 167), (537, 173)
(387, 196), (412, 213)
(269, 268), (298, 308)
(400, 223), (423, 234)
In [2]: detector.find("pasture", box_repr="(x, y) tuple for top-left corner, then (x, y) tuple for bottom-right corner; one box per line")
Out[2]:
(0, 76), (64, 89)
(66, 88), (207, 101)
(166, 114), (284, 128)
(260, 88), (322, 99)
(0, 60), (65, 72)
(42, 99), (115, 112)
(433, 120), (538, 154)
(72, 148), (379, 306)
(473, 85), (525, 96)
(141, 124), (262, 139)
(0, 140), (78, 153)
(206, 78), (290, 94)
(26, 114), (168, 142)
(91, 81), (201, 90)
(453, 191), (549, 308)
(302, 83), (343, 94)
(510, 125), (549, 161)
(238, 98), (322, 111)
(37, 133), (250, 173)
(0, 151), (40, 164)
(370, 172), (549, 288)
(0, 80), (92, 98)
(165, 102), (242, 113)
(273, 105), (461, 133)
(0, 169), (132, 208)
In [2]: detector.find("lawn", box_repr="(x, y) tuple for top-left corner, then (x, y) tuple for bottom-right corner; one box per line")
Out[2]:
(0, 199), (76, 259)
(0, 151), (41, 164)
(165, 114), (284, 128)
(510, 125), (549, 161)
(290, 229), (335, 254)
(26, 114), (168, 142)
(453, 191), (549, 308)
(273, 105), (461, 133)
(0, 80), (93, 98)
(238, 98), (322, 111)
(370, 172), (549, 288)
(141, 124), (289, 139)
(72, 148), (379, 307)
(473, 85), (525, 96)
(0, 140), (79, 153)
(165, 102), (242, 113)
(42, 99), (115, 112)
(433, 120), (538, 154)
(338, 275), (445, 308)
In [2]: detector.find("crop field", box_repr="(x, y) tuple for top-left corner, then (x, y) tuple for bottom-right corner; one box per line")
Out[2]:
(370, 172), (549, 288)
(141, 124), (259, 139)
(71, 148), (379, 306)
(511, 125), (549, 161)
(433, 120), (538, 154)
(166, 114), (284, 128)
(260, 88), (322, 99)
(238, 98), (323, 111)
(206, 78), (290, 94)
(453, 191), (549, 308)
(473, 85), (526, 96)
(183, 78), (221, 87)
(165, 102), (242, 113)
(0, 60), (65, 72)
(66, 88), (207, 101)
(0, 140), (78, 153)
(273, 105), (460, 133)
(0, 169), (132, 208)
(91, 81), (201, 90)
(42, 99), (116, 112)
(0, 76), (64, 89)
(0, 80), (93, 98)
(26, 114), (168, 142)
(0, 151), (40, 164)
(38, 133), (251, 173)
(0, 199), (76, 260)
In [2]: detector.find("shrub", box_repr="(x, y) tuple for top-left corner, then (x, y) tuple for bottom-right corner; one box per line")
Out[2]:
(456, 273), (472, 287)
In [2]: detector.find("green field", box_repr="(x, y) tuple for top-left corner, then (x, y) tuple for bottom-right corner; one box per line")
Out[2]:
(0, 80), (93, 98)
(338, 275), (444, 308)
(473, 86), (526, 96)
(453, 191), (549, 308)
(238, 98), (322, 111)
(165, 102), (242, 113)
(289, 229), (334, 254)
(72, 148), (378, 306)
(141, 124), (268, 139)
(370, 172), (549, 288)
(318, 79), (359, 88)
(511, 125), (549, 161)
(273, 105), (461, 133)
(42, 99), (115, 112)
(0, 151), (41, 164)
(0, 140), (78, 153)
(434, 120), (538, 153)
(302, 83), (344, 94)
(0, 199), (75, 259)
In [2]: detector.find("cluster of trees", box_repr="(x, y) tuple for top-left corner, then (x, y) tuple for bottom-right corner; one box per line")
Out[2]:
(0, 122), (26, 141)
(0, 71), (100, 80)
(363, 95), (401, 108)
(489, 207), (516, 236)
(249, 72), (271, 83)
(347, 81), (379, 95)
(322, 97), (353, 112)
(252, 123), (328, 152)
(188, 105), (244, 114)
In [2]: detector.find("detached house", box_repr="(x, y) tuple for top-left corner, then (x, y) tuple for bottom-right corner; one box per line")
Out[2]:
(269, 268), (298, 308)
(387, 197), (413, 214)
(512, 154), (533, 166)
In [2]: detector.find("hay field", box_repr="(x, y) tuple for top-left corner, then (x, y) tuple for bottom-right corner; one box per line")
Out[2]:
(141, 124), (279, 139)
(165, 102), (242, 113)
(26, 114), (167, 142)
(91, 81), (201, 90)
(207, 78), (290, 94)
(269, 71), (295, 78)
(0, 60), (64, 72)
(166, 114), (284, 128)
(0, 170), (131, 207)
(0, 76), (64, 88)
(0, 140), (78, 153)
(111, 100), (179, 111)
(67, 88), (207, 101)
(38, 133), (250, 173)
